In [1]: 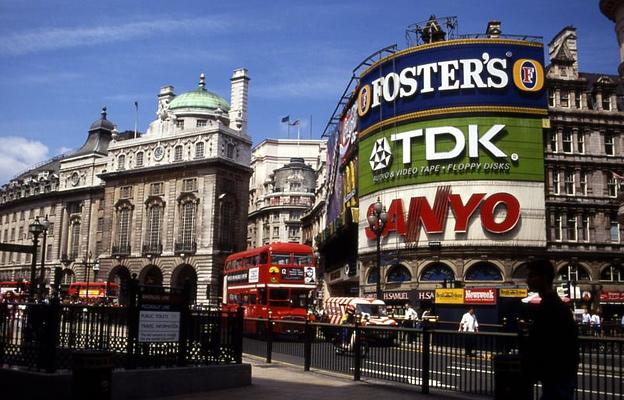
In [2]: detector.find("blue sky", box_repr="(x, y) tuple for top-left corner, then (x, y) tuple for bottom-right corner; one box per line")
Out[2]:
(0, 0), (618, 184)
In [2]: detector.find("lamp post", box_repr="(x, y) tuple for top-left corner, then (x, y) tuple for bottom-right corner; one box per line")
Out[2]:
(82, 252), (100, 303)
(28, 217), (45, 302)
(37, 215), (49, 300)
(367, 198), (388, 300)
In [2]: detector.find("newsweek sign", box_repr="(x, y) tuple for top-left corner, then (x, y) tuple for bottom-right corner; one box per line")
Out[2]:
(357, 40), (547, 133)
(464, 288), (496, 305)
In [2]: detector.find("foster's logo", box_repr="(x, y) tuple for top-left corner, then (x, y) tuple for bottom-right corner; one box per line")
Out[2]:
(512, 59), (544, 92)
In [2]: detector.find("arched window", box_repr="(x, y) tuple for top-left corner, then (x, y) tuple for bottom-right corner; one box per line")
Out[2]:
(387, 264), (412, 283)
(367, 268), (379, 284)
(601, 264), (624, 282)
(420, 263), (455, 281)
(143, 265), (163, 286)
(465, 262), (503, 281)
(556, 264), (590, 282)
(512, 263), (529, 280)
(118, 154), (126, 170)
(195, 142), (204, 158)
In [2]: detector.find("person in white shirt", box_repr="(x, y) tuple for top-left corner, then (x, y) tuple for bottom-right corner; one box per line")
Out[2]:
(403, 303), (418, 342)
(590, 311), (601, 337)
(459, 307), (479, 356)
(581, 309), (591, 335)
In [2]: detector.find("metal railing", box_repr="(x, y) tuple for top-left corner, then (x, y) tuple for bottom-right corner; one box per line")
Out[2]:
(174, 241), (197, 255)
(111, 244), (131, 256)
(242, 318), (623, 400)
(141, 243), (163, 256)
(0, 301), (243, 372)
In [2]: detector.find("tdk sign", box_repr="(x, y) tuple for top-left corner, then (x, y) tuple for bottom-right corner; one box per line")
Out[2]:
(357, 41), (547, 132)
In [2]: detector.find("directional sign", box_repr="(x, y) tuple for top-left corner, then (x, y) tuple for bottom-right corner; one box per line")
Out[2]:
(0, 243), (35, 253)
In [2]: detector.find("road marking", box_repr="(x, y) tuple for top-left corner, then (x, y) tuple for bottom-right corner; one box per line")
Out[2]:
(360, 368), (456, 389)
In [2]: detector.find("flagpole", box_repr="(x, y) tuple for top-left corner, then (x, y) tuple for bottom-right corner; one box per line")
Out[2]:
(134, 101), (139, 138)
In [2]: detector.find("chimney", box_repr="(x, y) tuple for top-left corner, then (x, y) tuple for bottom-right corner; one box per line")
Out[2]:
(229, 68), (250, 133)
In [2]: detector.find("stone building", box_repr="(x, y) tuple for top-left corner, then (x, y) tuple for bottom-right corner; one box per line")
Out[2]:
(544, 27), (624, 307)
(317, 20), (624, 319)
(0, 70), (252, 304)
(247, 139), (326, 248)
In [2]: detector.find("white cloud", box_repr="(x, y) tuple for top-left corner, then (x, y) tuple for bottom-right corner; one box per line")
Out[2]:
(0, 17), (232, 56)
(0, 137), (50, 185)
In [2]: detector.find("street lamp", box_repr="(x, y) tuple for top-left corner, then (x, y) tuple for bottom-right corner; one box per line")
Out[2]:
(37, 215), (49, 300)
(82, 252), (100, 303)
(28, 216), (45, 302)
(367, 197), (388, 300)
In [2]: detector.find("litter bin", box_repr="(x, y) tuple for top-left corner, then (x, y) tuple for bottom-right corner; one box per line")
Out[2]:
(493, 354), (532, 400)
(72, 350), (113, 400)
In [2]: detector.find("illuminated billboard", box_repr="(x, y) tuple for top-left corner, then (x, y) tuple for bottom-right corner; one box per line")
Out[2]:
(357, 39), (547, 251)
(356, 40), (547, 135)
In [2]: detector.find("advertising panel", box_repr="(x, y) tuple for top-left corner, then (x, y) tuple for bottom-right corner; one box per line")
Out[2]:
(499, 288), (528, 298)
(357, 40), (547, 252)
(356, 40), (547, 134)
(464, 288), (497, 304)
(359, 116), (544, 197)
(435, 288), (464, 304)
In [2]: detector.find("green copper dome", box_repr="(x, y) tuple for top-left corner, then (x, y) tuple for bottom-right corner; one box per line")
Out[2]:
(169, 73), (230, 112)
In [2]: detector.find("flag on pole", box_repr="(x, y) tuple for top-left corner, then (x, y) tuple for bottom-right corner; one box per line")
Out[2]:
(290, 120), (300, 126)
(281, 115), (290, 123)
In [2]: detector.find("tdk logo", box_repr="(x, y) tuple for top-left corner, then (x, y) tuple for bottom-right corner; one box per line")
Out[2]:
(389, 124), (507, 164)
(369, 137), (392, 171)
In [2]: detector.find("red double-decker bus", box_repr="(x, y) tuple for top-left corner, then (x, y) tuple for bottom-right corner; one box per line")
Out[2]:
(223, 242), (317, 335)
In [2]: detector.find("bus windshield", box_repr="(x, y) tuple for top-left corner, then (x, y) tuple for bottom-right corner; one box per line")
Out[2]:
(293, 254), (313, 265)
(269, 288), (311, 308)
(356, 304), (388, 317)
(271, 253), (290, 265)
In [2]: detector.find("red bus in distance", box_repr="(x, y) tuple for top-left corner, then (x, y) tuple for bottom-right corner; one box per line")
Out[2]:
(67, 282), (119, 303)
(0, 280), (29, 301)
(222, 242), (317, 335)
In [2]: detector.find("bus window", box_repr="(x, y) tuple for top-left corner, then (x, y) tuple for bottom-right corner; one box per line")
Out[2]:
(293, 254), (312, 265)
(269, 288), (290, 306)
(258, 288), (267, 305)
(272, 253), (290, 265)
(259, 252), (268, 265)
(290, 291), (309, 308)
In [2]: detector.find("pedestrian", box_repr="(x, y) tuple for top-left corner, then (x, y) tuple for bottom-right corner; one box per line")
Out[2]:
(404, 303), (418, 342)
(522, 259), (579, 400)
(581, 308), (591, 335)
(458, 307), (479, 356)
(590, 311), (601, 337)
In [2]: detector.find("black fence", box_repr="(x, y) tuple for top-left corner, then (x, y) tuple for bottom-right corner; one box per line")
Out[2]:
(242, 318), (624, 400)
(0, 301), (243, 372)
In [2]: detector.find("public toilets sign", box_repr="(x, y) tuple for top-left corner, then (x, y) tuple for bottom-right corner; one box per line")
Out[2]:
(356, 39), (547, 134)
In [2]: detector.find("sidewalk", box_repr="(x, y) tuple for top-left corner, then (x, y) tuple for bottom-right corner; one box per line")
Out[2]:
(154, 356), (490, 400)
